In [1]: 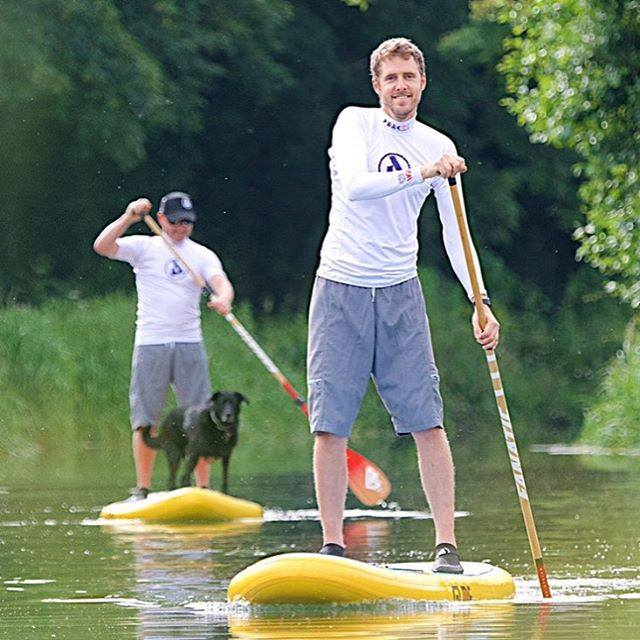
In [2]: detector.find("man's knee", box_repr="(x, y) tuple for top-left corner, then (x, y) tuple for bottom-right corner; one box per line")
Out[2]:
(315, 431), (348, 441)
(412, 425), (445, 443)
(314, 431), (348, 453)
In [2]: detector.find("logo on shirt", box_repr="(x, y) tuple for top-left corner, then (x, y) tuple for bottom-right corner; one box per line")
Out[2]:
(378, 152), (411, 173)
(164, 258), (187, 280)
(397, 171), (415, 185)
(383, 118), (412, 132)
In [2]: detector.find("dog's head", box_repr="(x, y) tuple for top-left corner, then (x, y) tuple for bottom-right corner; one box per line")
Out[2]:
(208, 391), (249, 433)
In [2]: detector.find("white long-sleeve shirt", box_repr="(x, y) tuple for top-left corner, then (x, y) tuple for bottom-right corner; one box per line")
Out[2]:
(317, 106), (485, 295)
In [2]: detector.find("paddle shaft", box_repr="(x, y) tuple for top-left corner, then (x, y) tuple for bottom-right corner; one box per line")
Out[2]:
(142, 215), (391, 506)
(143, 216), (308, 411)
(446, 178), (552, 599)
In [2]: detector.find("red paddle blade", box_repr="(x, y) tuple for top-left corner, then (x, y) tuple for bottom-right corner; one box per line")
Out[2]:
(346, 448), (392, 506)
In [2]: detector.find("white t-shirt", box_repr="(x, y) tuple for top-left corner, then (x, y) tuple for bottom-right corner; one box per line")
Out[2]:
(112, 235), (225, 345)
(317, 106), (485, 295)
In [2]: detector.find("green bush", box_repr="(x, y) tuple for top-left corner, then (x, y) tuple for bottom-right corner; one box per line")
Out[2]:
(580, 319), (640, 450)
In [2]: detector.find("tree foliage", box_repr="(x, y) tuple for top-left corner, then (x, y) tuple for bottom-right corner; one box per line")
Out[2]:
(473, 0), (640, 307)
(0, 0), (292, 169)
(0, 0), (293, 302)
(0, 0), (612, 319)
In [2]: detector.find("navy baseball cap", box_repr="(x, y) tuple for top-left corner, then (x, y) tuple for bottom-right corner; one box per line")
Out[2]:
(159, 191), (197, 223)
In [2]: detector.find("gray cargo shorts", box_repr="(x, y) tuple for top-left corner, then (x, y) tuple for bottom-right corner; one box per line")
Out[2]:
(129, 341), (212, 430)
(307, 276), (443, 437)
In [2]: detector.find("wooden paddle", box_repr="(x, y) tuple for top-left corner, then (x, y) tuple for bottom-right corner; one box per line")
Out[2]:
(446, 176), (552, 599)
(143, 214), (392, 506)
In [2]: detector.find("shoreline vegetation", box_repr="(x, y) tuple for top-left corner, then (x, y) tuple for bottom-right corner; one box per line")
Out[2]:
(2, 1), (638, 487)
(580, 318), (640, 451)
(0, 269), (636, 482)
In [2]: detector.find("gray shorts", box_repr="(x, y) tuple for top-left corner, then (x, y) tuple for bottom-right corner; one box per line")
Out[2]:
(307, 276), (443, 437)
(129, 342), (212, 430)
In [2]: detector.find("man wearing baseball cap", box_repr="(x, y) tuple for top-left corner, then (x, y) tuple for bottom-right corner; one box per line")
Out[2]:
(93, 192), (234, 500)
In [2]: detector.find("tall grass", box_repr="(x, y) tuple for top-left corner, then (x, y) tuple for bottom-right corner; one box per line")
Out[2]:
(0, 295), (134, 456)
(0, 268), (631, 482)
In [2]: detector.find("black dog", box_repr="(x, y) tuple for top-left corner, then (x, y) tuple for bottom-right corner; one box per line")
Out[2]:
(141, 391), (248, 493)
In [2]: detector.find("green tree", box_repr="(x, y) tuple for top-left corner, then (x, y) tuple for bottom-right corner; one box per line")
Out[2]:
(473, 0), (640, 307)
(0, 0), (293, 302)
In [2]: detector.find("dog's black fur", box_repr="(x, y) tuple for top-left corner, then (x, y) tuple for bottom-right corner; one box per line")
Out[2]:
(141, 391), (248, 493)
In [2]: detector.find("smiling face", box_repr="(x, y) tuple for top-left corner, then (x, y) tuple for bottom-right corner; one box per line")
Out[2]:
(372, 54), (427, 122)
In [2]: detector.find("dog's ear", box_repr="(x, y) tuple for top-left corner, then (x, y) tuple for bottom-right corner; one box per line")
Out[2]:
(211, 391), (221, 403)
(234, 392), (249, 405)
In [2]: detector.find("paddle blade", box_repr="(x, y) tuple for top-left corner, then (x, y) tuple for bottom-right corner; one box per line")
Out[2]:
(346, 448), (392, 506)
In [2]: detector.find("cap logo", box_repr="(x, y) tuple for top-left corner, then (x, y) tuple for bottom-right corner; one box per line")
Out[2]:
(181, 197), (193, 210)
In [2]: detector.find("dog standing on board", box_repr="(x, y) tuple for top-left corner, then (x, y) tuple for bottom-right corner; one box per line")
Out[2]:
(142, 391), (248, 494)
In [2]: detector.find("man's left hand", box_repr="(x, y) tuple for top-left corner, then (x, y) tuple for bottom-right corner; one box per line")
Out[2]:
(472, 305), (500, 351)
(207, 295), (232, 316)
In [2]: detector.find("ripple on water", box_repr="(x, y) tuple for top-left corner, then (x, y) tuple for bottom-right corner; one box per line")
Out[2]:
(187, 598), (517, 640)
(513, 573), (640, 604)
(78, 506), (470, 527)
(530, 443), (640, 457)
(42, 596), (161, 608)
(5, 579), (56, 585)
(187, 597), (476, 619)
(262, 508), (470, 522)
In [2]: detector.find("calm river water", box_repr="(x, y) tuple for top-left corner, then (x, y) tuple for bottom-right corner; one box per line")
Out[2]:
(1, 446), (639, 639)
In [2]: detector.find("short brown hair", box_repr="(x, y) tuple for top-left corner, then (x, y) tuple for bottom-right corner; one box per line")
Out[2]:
(370, 37), (426, 79)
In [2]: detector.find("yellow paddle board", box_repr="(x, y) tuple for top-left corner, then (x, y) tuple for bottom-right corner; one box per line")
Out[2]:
(100, 487), (263, 521)
(228, 553), (514, 604)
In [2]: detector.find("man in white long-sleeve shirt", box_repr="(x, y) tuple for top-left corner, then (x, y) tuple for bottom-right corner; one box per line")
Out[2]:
(307, 37), (500, 572)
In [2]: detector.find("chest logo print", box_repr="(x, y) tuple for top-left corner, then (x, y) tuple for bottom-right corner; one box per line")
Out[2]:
(378, 152), (414, 185)
(164, 258), (187, 279)
(378, 152), (411, 173)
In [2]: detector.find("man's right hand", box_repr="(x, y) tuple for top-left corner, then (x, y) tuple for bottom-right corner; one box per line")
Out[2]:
(420, 154), (467, 180)
(126, 198), (152, 223)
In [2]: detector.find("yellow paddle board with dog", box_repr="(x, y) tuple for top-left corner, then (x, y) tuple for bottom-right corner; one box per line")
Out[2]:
(228, 553), (514, 604)
(100, 487), (262, 521)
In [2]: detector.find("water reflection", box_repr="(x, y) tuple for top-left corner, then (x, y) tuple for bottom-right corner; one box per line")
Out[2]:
(343, 519), (391, 561)
(227, 603), (516, 639)
(101, 520), (261, 638)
